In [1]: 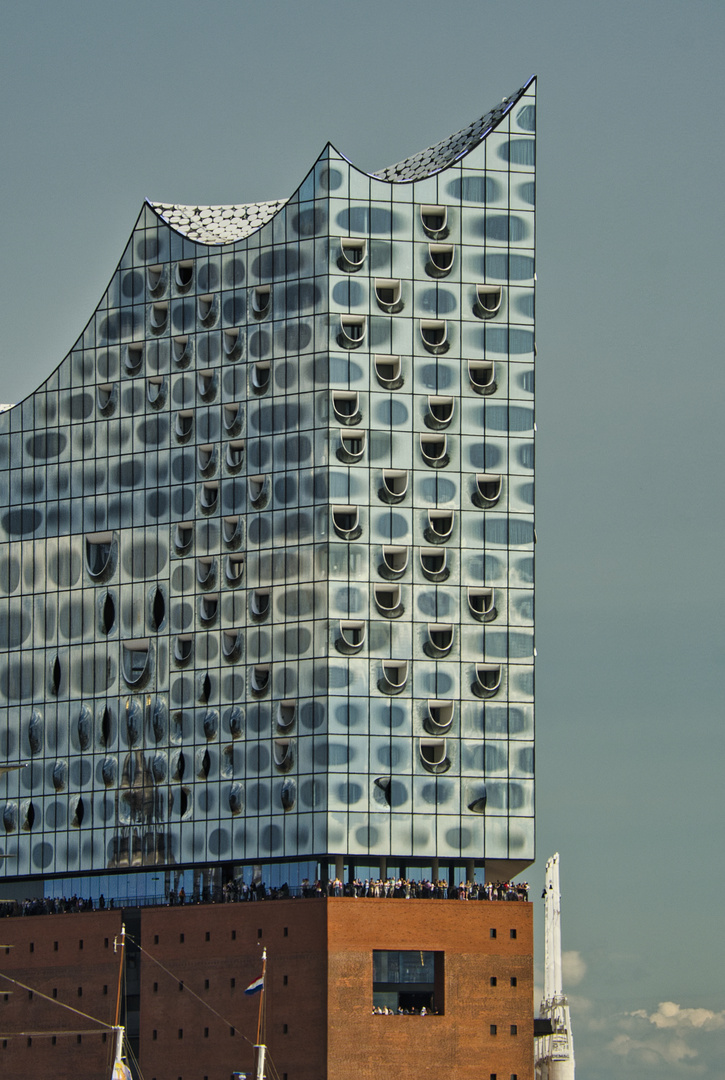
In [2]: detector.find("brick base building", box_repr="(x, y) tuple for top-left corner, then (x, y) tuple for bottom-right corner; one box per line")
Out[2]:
(0, 899), (532, 1080)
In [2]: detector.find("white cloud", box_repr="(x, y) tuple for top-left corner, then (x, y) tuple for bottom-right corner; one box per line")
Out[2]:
(562, 949), (587, 986)
(630, 1002), (725, 1032)
(609, 1032), (700, 1067)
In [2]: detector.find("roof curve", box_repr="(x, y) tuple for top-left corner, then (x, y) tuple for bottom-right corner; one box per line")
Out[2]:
(149, 77), (533, 245)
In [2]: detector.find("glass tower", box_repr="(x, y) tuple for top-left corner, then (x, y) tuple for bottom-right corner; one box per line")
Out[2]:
(0, 77), (536, 892)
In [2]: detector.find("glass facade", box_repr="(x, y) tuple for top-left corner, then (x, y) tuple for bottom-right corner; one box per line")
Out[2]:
(0, 78), (536, 887)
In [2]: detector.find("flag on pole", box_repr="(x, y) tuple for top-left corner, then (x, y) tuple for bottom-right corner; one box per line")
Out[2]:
(245, 974), (264, 995)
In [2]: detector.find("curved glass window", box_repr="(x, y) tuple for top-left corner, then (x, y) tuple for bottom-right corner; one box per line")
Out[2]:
(332, 390), (361, 425)
(226, 440), (245, 470)
(223, 402), (243, 433)
(331, 505), (362, 540)
(250, 664), (270, 696)
(474, 284), (503, 319)
(225, 553), (245, 584)
(223, 515), (242, 546)
(472, 663), (502, 698)
(420, 433), (449, 468)
(199, 594), (219, 623)
(419, 739), (450, 774)
(86, 532), (115, 579)
(273, 739), (293, 772)
(197, 444), (216, 475)
(426, 243), (455, 277)
(196, 557), (215, 587)
(147, 376), (165, 406)
(197, 369), (216, 400)
(336, 428), (366, 464)
(248, 474), (270, 509)
(175, 410), (193, 440)
(200, 482), (219, 512)
(474, 473), (502, 508)
(125, 344), (144, 374)
(379, 545), (408, 578)
(277, 701), (297, 730)
(222, 630), (242, 661)
(378, 660), (408, 696)
(379, 469), (408, 504)
(122, 639), (150, 686)
(150, 303), (168, 332)
(425, 510), (454, 544)
(373, 583), (404, 618)
(339, 315), (367, 349)
(336, 620), (366, 655)
(468, 360), (496, 395)
(338, 238), (367, 272)
(97, 383), (116, 414)
(420, 205), (448, 238)
(425, 700), (454, 734)
(146, 264), (165, 295)
(424, 623), (454, 658)
(468, 587), (496, 622)
(374, 354), (403, 390)
(420, 320), (448, 353)
(250, 589), (270, 620)
(197, 294), (217, 326)
(174, 522), (193, 554)
(374, 278), (403, 313)
(419, 547), (448, 582)
(251, 361), (271, 394)
(223, 328), (242, 359)
(252, 284), (271, 317)
(174, 635), (193, 665)
(425, 396), (454, 430)
(175, 260), (194, 290)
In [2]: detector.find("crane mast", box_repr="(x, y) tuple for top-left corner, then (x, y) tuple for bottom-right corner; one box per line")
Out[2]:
(535, 853), (575, 1080)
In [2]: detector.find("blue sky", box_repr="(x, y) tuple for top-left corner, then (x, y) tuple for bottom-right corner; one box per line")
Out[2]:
(1, 2), (724, 1076)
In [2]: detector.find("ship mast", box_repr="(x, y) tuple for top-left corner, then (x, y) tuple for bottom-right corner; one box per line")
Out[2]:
(535, 854), (575, 1080)
(254, 948), (268, 1080)
(111, 924), (131, 1080)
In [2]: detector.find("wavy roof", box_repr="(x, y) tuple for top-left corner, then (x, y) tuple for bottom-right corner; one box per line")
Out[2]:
(149, 77), (533, 244)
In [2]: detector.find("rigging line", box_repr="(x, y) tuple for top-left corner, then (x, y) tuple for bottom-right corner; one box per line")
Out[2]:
(0, 1029), (112, 1039)
(125, 1037), (147, 1080)
(124, 934), (257, 1050)
(0, 972), (115, 1030)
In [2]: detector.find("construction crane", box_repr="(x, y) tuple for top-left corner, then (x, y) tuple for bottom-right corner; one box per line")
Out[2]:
(535, 853), (575, 1080)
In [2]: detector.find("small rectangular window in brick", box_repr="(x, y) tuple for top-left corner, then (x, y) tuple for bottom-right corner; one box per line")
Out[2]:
(490, 1024), (497, 1035)
(490, 976), (497, 986)
(490, 929), (497, 938)
(510, 929), (517, 939)
(510, 977), (517, 987)
(510, 1024), (518, 1035)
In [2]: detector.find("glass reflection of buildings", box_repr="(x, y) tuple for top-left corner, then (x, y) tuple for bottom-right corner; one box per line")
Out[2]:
(0, 78), (536, 903)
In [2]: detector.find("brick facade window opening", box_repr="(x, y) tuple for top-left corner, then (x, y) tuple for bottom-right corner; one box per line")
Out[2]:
(372, 950), (444, 1014)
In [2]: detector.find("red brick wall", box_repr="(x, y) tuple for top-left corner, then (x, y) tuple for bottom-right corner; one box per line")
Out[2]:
(0, 899), (533, 1080)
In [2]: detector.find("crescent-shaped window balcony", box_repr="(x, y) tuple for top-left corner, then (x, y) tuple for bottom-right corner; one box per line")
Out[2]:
(373, 583), (404, 619)
(273, 739), (294, 772)
(419, 738), (451, 774)
(420, 433), (449, 468)
(374, 278), (403, 313)
(197, 369), (217, 401)
(225, 553), (245, 585)
(332, 390), (362, 426)
(251, 361), (271, 395)
(223, 401), (243, 434)
(197, 294), (218, 327)
(250, 589), (270, 621)
(424, 700), (455, 735)
(147, 376), (166, 407)
(146, 264), (166, 296)
(172, 335), (192, 367)
(379, 469), (408, 504)
(222, 630), (242, 662)
(125, 344), (144, 375)
(97, 383), (116, 415)
(420, 205), (449, 239)
(175, 260), (194, 292)
(468, 587), (496, 622)
(474, 283), (503, 319)
(252, 284), (271, 318)
(336, 620), (366, 655)
(149, 303), (168, 334)
(472, 664), (502, 698)
(174, 635), (193, 665)
(425, 510), (454, 545)
(196, 557), (216, 588)
(197, 444), (216, 476)
(420, 319), (448, 354)
(331, 505), (362, 540)
(378, 660), (408, 696)
(122, 639), (150, 687)
(250, 664), (270, 696)
(336, 428), (366, 464)
(199, 594), (219, 624)
(276, 701), (297, 731)
(473, 473), (502, 508)
(419, 547), (449, 582)
(379, 546), (408, 579)
(426, 243), (455, 278)
(225, 440), (245, 471)
(200, 481), (219, 513)
(174, 523), (193, 554)
(424, 623), (454, 658)
(338, 315), (367, 350)
(175, 410), (194, 441)
(425, 396), (455, 430)
(223, 328), (242, 360)
(374, 354), (403, 390)
(338, 238), (367, 272)
(86, 532), (115, 580)
(468, 360), (496, 395)
(248, 474), (270, 510)
(223, 515), (242, 547)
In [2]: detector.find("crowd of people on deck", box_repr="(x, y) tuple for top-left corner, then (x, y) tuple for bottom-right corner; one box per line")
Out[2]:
(372, 1005), (438, 1015)
(1, 876), (528, 917)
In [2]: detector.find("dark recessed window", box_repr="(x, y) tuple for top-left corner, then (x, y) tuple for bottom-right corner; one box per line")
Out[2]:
(152, 1030), (158, 1041)
(490, 977), (497, 987)
(54, 941), (58, 951)
(283, 1024), (288, 1034)
(179, 982), (184, 992)
(29, 942), (34, 953)
(231, 930), (237, 941)
(180, 934), (184, 943)
(204, 980), (209, 990)
(205, 932), (210, 942)
(490, 929), (497, 939)
(52, 989), (57, 999)
(283, 975), (288, 986)
(510, 1025), (518, 1035)
(104, 938), (109, 949)
(490, 1024), (497, 1035)
(284, 927), (288, 938)
(154, 935), (159, 945)
(153, 982), (158, 993)
(510, 977), (517, 987)
(258, 929), (262, 938)
(510, 929), (517, 939)
(103, 985), (108, 995)
(373, 950), (444, 1014)
(230, 978), (236, 988)
(204, 1028), (209, 1038)
(178, 1029), (183, 1039)
(77, 987), (82, 997)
